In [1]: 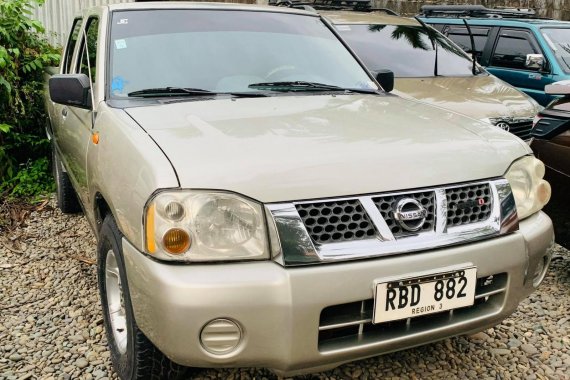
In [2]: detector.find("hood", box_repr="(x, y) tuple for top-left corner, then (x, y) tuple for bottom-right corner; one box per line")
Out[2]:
(393, 75), (542, 121)
(125, 94), (530, 203)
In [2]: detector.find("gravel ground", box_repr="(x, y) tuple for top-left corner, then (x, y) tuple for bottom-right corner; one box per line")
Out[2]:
(0, 200), (569, 380)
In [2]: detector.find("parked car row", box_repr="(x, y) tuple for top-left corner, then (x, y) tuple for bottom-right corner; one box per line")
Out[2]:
(420, 4), (570, 106)
(44, 1), (561, 379)
(416, 4), (569, 250)
(320, 9), (541, 141)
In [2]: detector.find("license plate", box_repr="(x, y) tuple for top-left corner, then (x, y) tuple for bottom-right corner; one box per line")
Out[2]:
(373, 267), (477, 324)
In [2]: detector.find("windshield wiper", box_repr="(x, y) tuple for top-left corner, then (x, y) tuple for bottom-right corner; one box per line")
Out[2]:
(128, 87), (270, 98)
(248, 81), (377, 94)
(128, 87), (215, 97)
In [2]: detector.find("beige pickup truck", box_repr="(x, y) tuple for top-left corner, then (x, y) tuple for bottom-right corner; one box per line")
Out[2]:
(45, 2), (554, 379)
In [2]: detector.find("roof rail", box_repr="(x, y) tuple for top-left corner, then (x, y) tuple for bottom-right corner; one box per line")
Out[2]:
(419, 5), (548, 20)
(270, 0), (317, 12)
(269, 0), (399, 16)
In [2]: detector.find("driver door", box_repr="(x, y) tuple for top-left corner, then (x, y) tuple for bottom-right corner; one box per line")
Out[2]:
(57, 16), (99, 206)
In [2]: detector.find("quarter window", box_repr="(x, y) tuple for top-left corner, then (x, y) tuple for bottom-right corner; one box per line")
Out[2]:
(446, 27), (490, 62)
(78, 17), (99, 82)
(491, 30), (539, 70)
(63, 18), (83, 74)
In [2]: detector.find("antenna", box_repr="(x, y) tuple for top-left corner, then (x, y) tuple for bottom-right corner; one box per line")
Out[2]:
(462, 19), (478, 75)
(414, 17), (438, 77)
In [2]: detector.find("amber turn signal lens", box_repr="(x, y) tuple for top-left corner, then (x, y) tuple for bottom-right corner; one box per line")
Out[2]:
(163, 228), (191, 255)
(146, 204), (156, 254)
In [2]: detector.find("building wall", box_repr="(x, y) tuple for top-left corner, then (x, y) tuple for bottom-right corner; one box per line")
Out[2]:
(32, 0), (134, 45)
(33, 0), (256, 45)
(34, 0), (570, 46)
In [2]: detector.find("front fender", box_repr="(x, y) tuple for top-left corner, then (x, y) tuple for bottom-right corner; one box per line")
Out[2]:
(86, 103), (179, 250)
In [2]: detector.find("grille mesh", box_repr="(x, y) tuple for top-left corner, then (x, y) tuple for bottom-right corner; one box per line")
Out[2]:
(507, 120), (533, 141)
(373, 192), (435, 237)
(296, 200), (376, 244)
(446, 184), (492, 227)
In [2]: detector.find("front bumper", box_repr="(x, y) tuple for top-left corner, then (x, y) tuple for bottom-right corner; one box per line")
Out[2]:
(122, 211), (553, 376)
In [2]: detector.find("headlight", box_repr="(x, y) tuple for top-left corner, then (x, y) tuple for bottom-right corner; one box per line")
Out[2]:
(145, 191), (269, 262)
(504, 156), (551, 220)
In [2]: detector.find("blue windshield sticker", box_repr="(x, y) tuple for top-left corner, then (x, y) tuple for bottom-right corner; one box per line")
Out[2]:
(115, 39), (127, 50)
(111, 76), (126, 94)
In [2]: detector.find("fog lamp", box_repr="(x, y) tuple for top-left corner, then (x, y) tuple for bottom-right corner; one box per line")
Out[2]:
(200, 319), (242, 355)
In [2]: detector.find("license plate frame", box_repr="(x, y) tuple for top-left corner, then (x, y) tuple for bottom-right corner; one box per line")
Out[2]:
(373, 267), (477, 324)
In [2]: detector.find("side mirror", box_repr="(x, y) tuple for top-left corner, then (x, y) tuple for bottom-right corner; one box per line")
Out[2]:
(525, 54), (545, 71)
(49, 74), (92, 109)
(545, 80), (570, 96)
(373, 69), (394, 93)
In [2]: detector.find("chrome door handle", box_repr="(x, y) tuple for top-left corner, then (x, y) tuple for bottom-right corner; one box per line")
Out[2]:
(62, 107), (68, 117)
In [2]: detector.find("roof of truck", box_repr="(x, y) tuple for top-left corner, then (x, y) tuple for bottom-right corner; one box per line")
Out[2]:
(320, 10), (420, 26)
(107, 1), (316, 16)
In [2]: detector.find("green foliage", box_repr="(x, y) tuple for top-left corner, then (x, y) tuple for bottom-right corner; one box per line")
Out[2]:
(0, 157), (54, 198)
(0, 0), (60, 198)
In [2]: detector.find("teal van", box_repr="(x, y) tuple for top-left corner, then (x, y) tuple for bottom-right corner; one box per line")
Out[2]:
(420, 5), (570, 106)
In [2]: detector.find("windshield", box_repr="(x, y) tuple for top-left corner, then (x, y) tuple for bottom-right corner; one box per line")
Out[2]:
(541, 28), (570, 73)
(336, 24), (477, 77)
(109, 10), (377, 97)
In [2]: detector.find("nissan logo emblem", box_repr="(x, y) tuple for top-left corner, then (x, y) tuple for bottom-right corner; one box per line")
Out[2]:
(393, 198), (428, 232)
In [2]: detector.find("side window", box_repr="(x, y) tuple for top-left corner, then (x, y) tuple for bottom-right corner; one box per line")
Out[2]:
(63, 18), (83, 74)
(490, 30), (539, 70)
(446, 26), (490, 62)
(78, 17), (99, 82)
(429, 23), (445, 32)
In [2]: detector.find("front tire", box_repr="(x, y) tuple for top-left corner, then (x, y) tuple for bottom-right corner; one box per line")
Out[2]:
(97, 215), (187, 380)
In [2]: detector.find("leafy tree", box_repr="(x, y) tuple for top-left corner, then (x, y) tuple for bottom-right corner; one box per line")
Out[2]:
(0, 0), (60, 198)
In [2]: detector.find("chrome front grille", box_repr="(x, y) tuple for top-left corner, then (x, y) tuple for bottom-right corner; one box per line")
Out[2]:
(318, 273), (508, 351)
(373, 191), (435, 237)
(267, 178), (518, 266)
(296, 200), (376, 244)
(446, 183), (492, 227)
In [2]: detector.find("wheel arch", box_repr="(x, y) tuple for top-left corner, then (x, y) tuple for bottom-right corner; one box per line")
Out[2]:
(94, 192), (114, 236)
